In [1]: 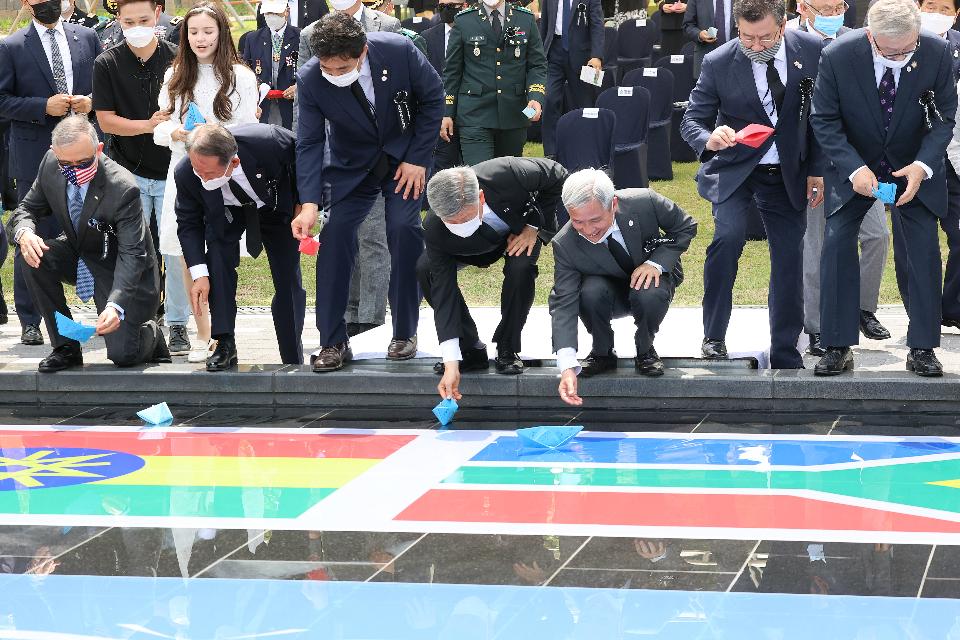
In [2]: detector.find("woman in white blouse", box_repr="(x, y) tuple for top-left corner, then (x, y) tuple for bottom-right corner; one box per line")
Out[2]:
(155, 1), (259, 362)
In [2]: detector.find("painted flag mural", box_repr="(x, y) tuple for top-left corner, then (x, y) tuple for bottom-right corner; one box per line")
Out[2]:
(0, 429), (414, 519)
(396, 435), (960, 536)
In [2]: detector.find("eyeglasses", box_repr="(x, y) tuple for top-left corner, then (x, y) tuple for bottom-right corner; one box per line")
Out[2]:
(872, 38), (919, 61)
(58, 157), (96, 170)
(739, 33), (780, 46)
(803, 0), (849, 17)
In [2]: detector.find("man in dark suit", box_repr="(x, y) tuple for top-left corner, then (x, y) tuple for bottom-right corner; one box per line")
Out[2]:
(681, 0), (824, 369)
(7, 116), (169, 372)
(175, 124), (306, 371)
(421, 158), (567, 401)
(538, 0), (604, 158)
(422, 0), (466, 170)
(241, 0), (300, 131)
(551, 169), (697, 406)
(0, 0), (101, 347)
(684, 0), (739, 74)
(293, 13), (443, 372)
(812, 0), (957, 376)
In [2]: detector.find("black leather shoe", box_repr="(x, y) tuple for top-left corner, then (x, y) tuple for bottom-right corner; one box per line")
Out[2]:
(151, 331), (172, 364)
(580, 351), (618, 377)
(495, 350), (524, 375)
(701, 338), (727, 359)
(635, 347), (664, 377)
(312, 342), (353, 372)
(814, 347), (854, 376)
(206, 335), (238, 372)
(907, 348), (943, 377)
(21, 323), (43, 346)
(38, 344), (83, 373)
(0, 295), (7, 325)
(806, 332), (825, 357)
(433, 346), (489, 374)
(943, 318), (960, 330)
(859, 310), (891, 340)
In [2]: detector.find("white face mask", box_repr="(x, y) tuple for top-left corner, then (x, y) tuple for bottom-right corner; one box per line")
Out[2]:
(123, 25), (156, 48)
(264, 13), (287, 31)
(322, 59), (362, 87)
(443, 205), (483, 238)
(920, 11), (956, 36)
(194, 167), (231, 191)
(331, 0), (356, 10)
(877, 50), (915, 69)
(60, 0), (71, 14)
(481, 0), (500, 6)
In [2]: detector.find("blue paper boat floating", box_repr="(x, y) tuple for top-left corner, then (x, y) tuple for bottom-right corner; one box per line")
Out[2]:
(55, 311), (96, 343)
(183, 102), (206, 131)
(516, 425), (584, 450)
(137, 402), (173, 426)
(433, 398), (459, 426)
(873, 182), (896, 205)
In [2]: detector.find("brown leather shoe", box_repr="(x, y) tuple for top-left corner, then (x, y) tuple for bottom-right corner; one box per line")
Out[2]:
(312, 342), (353, 373)
(386, 336), (417, 361)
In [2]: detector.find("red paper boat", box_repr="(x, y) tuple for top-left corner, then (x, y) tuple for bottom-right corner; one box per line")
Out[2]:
(299, 236), (320, 255)
(266, 89), (286, 100)
(735, 124), (775, 148)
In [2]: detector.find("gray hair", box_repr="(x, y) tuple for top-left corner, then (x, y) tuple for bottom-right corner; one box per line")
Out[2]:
(867, 0), (920, 39)
(50, 115), (98, 150)
(426, 166), (480, 220)
(561, 168), (615, 211)
(185, 124), (238, 166)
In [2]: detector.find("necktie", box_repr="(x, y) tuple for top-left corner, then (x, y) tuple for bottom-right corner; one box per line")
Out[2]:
(492, 9), (502, 43)
(47, 29), (69, 94)
(607, 235), (634, 275)
(878, 67), (896, 179)
(271, 32), (282, 84)
(68, 185), (94, 302)
(766, 60), (785, 116)
(561, 0), (571, 50)
(227, 179), (263, 258)
(713, 0), (725, 42)
(349, 81), (376, 125)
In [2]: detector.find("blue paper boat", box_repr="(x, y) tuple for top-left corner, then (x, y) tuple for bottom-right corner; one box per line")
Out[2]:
(55, 311), (96, 343)
(137, 402), (173, 426)
(873, 182), (896, 205)
(183, 102), (206, 132)
(433, 398), (459, 426)
(516, 425), (584, 450)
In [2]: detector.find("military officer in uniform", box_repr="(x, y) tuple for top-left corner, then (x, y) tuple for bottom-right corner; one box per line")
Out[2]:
(63, 0), (100, 28)
(241, 0), (300, 130)
(442, 0), (548, 165)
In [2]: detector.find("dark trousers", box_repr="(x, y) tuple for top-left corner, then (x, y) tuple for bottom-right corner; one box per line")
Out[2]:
(434, 130), (462, 172)
(315, 163), (425, 346)
(18, 238), (160, 365)
(579, 273), (675, 355)
(702, 168), (805, 368)
(14, 179), (63, 327)
(416, 242), (541, 353)
(207, 210), (306, 364)
(823, 194), (941, 349)
(459, 126), (527, 166)
(543, 45), (593, 157)
(899, 162), (960, 321)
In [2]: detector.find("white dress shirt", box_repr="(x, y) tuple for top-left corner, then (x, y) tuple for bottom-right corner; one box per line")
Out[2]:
(850, 52), (933, 184)
(33, 19), (74, 94)
(358, 55), (375, 106)
(555, 221), (663, 374)
(749, 42), (786, 165)
(189, 162), (264, 280)
(555, 0), (565, 36)
(946, 78), (960, 175)
(445, 23), (452, 55)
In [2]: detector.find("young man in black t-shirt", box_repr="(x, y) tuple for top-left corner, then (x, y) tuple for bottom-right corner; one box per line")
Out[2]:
(92, 0), (193, 355)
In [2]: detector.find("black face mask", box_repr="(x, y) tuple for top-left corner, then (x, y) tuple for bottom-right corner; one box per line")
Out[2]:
(31, 0), (63, 24)
(437, 3), (464, 23)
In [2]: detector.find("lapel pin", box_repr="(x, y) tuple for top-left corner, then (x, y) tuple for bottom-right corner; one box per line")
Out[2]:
(628, 219), (634, 226)
(256, 173), (262, 179)
(793, 60), (802, 69)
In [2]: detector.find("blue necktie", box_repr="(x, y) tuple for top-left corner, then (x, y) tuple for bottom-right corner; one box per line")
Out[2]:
(713, 0), (725, 42)
(878, 67), (896, 180)
(69, 184), (95, 302)
(561, 0), (571, 50)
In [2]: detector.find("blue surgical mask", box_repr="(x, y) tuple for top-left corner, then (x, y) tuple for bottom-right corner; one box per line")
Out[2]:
(810, 13), (843, 37)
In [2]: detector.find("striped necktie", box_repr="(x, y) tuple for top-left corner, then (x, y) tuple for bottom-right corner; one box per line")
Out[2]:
(69, 184), (95, 302)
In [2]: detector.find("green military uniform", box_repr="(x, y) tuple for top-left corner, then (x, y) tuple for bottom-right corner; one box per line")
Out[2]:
(443, 2), (547, 165)
(398, 27), (429, 55)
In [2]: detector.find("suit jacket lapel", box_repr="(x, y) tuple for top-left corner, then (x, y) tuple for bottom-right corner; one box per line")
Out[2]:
(327, 79), (377, 135)
(281, 27), (297, 71)
(366, 42), (391, 138)
(853, 34), (885, 136)
(25, 26), (58, 94)
(732, 47), (773, 127)
(886, 45), (922, 144)
(616, 209), (646, 267)
(780, 31), (800, 122)
(76, 171), (104, 244)
(237, 147), (270, 205)
(65, 23), (86, 94)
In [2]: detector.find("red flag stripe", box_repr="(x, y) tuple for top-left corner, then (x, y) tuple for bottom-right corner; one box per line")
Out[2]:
(396, 489), (960, 534)
(0, 431), (415, 459)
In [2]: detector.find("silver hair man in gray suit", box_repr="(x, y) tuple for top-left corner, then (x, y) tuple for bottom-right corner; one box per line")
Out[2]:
(296, 0), (400, 338)
(550, 169), (697, 406)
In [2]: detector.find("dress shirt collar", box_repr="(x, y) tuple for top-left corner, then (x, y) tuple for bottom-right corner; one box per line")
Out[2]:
(271, 23), (287, 39)
(578, 219), (619, 245)
(351, 5), (365, 22)
(482, 2), (506, 19)
(33, 18), (65, 38)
